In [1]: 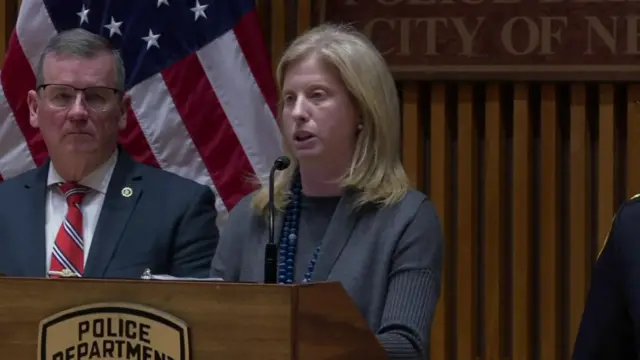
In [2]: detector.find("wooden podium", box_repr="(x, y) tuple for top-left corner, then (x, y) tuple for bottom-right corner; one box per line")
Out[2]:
(0, 276), (388, 359)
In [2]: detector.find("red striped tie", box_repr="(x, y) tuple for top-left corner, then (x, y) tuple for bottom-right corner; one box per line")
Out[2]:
(49, 183), (89, 278)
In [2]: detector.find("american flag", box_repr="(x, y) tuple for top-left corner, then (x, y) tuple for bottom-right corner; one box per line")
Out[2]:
(0, 0), (282, 227)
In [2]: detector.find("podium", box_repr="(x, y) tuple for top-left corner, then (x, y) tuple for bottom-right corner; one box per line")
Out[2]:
(0, 276), (388, 359)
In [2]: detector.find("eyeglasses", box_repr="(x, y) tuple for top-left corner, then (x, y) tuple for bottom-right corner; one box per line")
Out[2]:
(37, 83), (121, 112)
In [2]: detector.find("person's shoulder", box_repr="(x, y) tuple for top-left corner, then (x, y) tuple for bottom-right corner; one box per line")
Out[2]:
(0, 167), (40, 193)
(388, 189), (434, 217)
(369, 188), (437, 226)
(600, 193), (640, 254)
(227, 190), (260, 217)
(220, 190), (264, 232)
(136, 162), (212, 196)
(622, 193), (640, 210)
(375, 189), (442, 255)
(401, 188), (430, 205)
(613, 193), (640, 226)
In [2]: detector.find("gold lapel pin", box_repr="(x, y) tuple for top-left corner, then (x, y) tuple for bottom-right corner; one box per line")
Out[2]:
(121, 186), (133, 198)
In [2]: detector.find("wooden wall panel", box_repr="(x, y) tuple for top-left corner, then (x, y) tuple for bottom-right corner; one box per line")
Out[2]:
(428, 83), (452, 360)
(598, 85), (616, 251)
(401, 82), (423, 188)
(539, 84), (562, 360)
(269, 1), (286, 76)
(456, 84), (478, 360)
(0, 0), (18, 66)
(627, 85), (640, 198)
(511, 84), (534, 360)
(296, 0), (311, 34)
(568, 84), (590, 359)
(483, 84), (505, 360)
(413, 82), (636, 360)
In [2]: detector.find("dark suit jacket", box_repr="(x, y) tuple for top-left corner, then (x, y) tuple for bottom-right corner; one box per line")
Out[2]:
(0, 149), (219, 279)
(571, 196), (640, 359)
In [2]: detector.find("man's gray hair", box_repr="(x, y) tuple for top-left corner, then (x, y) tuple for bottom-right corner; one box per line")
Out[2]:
(35, 28), (125, 91)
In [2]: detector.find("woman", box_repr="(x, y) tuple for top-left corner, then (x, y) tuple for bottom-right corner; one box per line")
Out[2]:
(210, 23), (443, 360)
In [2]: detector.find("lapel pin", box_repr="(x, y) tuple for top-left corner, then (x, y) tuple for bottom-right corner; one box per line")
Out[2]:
(121, 186), (133, 198)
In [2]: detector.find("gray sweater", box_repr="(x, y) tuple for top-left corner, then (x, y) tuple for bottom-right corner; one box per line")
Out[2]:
(210, 189), (443, 360)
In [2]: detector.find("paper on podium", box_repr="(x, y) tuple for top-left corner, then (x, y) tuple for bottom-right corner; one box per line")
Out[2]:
(140, 268), (224, 282)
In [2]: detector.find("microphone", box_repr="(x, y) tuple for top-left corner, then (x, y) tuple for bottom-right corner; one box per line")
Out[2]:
(264, 156), (291, 284)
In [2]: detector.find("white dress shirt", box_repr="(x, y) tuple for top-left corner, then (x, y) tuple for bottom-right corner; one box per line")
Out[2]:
(45, 149), (118, 271)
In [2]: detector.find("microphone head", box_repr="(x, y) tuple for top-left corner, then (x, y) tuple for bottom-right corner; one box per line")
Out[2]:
(273, 156), (291, 170)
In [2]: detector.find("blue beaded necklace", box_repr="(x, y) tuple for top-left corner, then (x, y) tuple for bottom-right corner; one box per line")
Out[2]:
(277, 171), (322, 284)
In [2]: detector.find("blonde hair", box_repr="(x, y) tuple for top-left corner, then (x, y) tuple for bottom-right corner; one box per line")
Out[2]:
(251, 23), (410, 215)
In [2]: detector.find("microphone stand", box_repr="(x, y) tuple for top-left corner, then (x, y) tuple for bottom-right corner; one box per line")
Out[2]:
(264, 156), (290, 284)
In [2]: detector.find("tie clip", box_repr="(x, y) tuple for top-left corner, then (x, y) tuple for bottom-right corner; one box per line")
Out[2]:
(48, 269), (81, 278)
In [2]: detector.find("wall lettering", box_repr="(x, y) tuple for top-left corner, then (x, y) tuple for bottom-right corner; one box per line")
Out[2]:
(318, 0), (640, 80)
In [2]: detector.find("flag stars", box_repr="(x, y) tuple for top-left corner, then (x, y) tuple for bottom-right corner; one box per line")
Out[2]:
(191, 0), (209, 21)
(142, 29), (161, 50)
(104, 17), (123, 38)
(76, 5), (89, 25)
(157, 0), (170, 7)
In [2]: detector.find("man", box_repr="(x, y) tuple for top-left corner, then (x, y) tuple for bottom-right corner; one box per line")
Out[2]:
(571, 194), (640, 359)
(0, 28), (219, 279)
